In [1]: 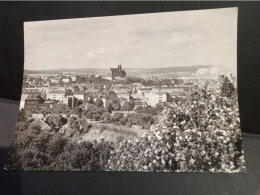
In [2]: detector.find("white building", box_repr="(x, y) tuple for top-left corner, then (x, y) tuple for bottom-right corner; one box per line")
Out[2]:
(74, 92), (86, 101)
(132, 83), (142, 89)
(46, 91), (66, 102)
(103, 76), (113, 81)
(137, 87), (151, 95)
(117, 91), (131, 101)
(50, 79), (60, 84)
(19, 94), (29, 110)
(62, 78), (70, 83)
(47, 87), (66, 93)
(144, 89), (168, 107)
(70, 76), (76, 82)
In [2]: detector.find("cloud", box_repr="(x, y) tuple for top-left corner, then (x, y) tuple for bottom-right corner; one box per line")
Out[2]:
(67, 53), (73, 59)
(163, 32), (203, 46)
(124, 37), (141, 44)
(157, 53), (173, 58)
(84, 46), (119, 59)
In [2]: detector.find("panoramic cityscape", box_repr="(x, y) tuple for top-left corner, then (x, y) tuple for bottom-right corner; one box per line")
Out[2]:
(5, 8), (246, 172)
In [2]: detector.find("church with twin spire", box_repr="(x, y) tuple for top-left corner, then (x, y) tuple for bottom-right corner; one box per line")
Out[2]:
(110, 62), (126, 80)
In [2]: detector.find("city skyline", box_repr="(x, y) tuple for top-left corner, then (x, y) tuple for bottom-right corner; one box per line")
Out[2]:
(24, 8), (237, 74)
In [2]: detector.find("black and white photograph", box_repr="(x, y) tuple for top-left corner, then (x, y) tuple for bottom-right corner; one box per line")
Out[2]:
(5, 7), (246, 172)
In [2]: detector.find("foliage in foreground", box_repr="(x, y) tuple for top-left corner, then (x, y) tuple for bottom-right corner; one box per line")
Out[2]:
(106, 86), (246, 172)
(5, 120), (114, 171)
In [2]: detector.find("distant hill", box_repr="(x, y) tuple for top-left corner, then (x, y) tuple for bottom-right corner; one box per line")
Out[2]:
(24, 65), (213, 77)
(125, 65), (213, 75)
(24, 68), (109, 75)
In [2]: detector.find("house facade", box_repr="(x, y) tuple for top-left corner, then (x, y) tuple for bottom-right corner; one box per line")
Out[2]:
(46, 91), (66, 102)
(144, 90), (168, 107)
(24, 98), (40, 110)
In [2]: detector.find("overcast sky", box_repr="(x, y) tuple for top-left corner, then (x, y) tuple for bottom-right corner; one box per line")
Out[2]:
(24, 7), (237, 72)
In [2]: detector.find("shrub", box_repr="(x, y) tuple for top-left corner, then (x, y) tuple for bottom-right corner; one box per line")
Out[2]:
(117, 135), (124, 144)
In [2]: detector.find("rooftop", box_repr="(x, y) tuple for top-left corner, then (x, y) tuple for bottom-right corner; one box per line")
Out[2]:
(48, 91), (65, 94)
(25, 97), (40, 101)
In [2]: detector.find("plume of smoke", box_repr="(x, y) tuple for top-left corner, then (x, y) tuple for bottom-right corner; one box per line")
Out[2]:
(195, 66), (223, 79)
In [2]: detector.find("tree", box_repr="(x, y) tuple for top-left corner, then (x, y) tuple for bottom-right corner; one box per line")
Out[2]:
(93, 113), (101, 121)
(129, 99), (135, 110)
(140, 114), (150, 129)
(65, 89), (74, 97)
(87, 104), (98, 111)
(45, 114), (68, 131)
(112, 113), (123, 124)
(74, 85), (80, 93)
(18, 109), (26, 121)
(105, 103), (114, 113)
(82, 86), (87, 91)
(119, 116), (128, 125)
(88, 95), (95, 104)
(36, 95), (45, 104)
(52, 103), (70, 114)
(111, 99), (121, 111)
(121, 101), (133, 112)
(95, 98), (104, 108)
(143, 106), (157, 115)
(86, 111), (95, 121)
(155, 103), (164, 113)
(134, 106), (143, 113)
(101, 112), (111, 123)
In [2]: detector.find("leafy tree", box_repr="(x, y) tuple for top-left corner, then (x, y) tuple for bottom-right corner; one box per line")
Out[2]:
(74, 85), (80, 93)
(129, 99), (135, 110)
(65, 89), (74, 97)
(111, 99), (121, 111)
(82, 86), (87, 91)
(86, 111), (95, 121)
(93, 113), (101, 121)
(105, 103), (114, 113)
(155, 103), (164, 113)
(121, 101), (134, 112)
(18, 109), (26, 121)
(119, 117), (128, 125)
(134, 106), (143, 113)
(45, 114), (68, 131)
(95, 98), (104, 108)
(88, 95), (95, 104)
(87, 104), (98, 111)
(140, 114), (151, 129)
(36, 95), (45, 104)
(101, 112), (111, 123)
(47, 134), (68, 157)
(112, 113), (123, 124)
(51, 103), (70, 114)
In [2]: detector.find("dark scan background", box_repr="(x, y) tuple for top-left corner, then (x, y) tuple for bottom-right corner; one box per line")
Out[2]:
(0, 1), (259, 133)
(0, 2), (260, 195)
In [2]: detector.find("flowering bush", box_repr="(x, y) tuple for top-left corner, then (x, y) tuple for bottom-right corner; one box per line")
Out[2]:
(106, 84), (246, 172)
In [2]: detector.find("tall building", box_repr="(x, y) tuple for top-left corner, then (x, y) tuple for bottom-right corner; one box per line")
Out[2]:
(110, 62), (126, 80)
(67, 95), (79, 109)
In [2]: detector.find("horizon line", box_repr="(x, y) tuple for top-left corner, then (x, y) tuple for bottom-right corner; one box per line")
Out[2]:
(24, 65), (217, 71)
